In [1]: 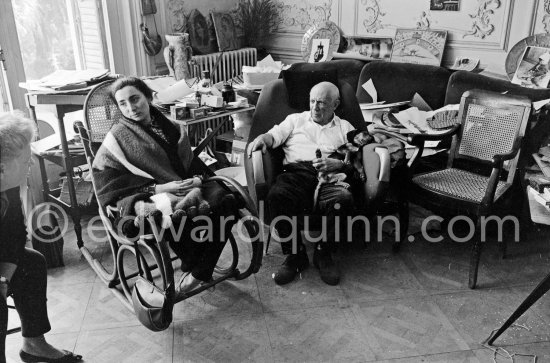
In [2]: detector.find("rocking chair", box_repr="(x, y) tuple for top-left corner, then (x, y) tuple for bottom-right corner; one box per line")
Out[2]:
(75, 80), (263, 315)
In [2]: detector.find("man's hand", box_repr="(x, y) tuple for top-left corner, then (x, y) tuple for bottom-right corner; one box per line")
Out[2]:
(0, 284), (6, 301)
(312, 157), (344, 173)
(247, 134), (274, 158)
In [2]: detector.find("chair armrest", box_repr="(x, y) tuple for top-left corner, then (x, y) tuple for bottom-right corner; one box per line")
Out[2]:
(251, 150), (266, 185)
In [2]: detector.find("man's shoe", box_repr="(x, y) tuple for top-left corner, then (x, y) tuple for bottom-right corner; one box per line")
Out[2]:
(313, 248), (340, 286)
(273, 250), (309, 285)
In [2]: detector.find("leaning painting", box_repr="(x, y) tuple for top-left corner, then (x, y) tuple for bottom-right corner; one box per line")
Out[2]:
(390, 29), (447, 66)
(512, 46), (550, 89)
(334, 37), (392, 61)
(188, 9), (215, 55)
(211, 12), (238, 51)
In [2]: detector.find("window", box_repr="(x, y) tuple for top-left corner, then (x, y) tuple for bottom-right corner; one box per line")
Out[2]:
(12, 0), (108, 80)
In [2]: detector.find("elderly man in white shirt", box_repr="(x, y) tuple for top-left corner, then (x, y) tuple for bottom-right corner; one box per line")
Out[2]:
(247, 81), (355, 286)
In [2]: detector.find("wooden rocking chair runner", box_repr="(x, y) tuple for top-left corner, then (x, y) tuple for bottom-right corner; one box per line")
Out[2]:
(390, 89), (532, 289)
(75, 80), (263, 312)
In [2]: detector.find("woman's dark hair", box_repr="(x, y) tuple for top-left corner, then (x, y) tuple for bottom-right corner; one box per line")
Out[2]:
(109, 76), (153, 104)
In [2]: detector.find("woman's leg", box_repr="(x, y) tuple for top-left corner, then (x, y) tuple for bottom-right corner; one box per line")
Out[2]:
(10, 248), (77, 359)
(10, 248), (51, 339)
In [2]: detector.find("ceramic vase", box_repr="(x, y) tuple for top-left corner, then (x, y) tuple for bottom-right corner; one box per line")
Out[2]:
(163, 33), (193, 81)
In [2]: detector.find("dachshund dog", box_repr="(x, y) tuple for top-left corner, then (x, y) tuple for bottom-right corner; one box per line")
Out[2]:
(312, 130), (375, 210)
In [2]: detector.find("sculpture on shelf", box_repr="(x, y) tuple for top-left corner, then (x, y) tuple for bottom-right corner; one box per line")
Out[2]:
(163, 33), (193, 81)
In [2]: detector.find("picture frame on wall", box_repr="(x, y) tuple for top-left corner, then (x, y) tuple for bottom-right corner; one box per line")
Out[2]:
(211, 12), (238, 52)
(512, 46), (550, 88)
(390, 28), (447, 66)
(333, 37), (393, 62)
(430, 0), (460, 11)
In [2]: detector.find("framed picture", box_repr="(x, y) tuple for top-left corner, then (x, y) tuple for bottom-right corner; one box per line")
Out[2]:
(211, 12), (238, 52)
(512, 46), (550, 88)
(141, 0), (157, 15)
(334, 37), (392, 61)
(390, 28), (447, 66)
(308, 39), (331, 63)
(188, 9), (215, 55)
(430, 0), (460, 11)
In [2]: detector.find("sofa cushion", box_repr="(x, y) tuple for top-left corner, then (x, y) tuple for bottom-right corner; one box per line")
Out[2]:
(356, 61), (452, 110)
(282, 68), (339, 109)
(285, 59), (367, 92)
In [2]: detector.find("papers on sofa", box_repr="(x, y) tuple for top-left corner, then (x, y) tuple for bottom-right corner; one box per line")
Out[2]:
(362, 79), (378, 103)
(393, 105), (459, 135)
(533, 98), (550, 111)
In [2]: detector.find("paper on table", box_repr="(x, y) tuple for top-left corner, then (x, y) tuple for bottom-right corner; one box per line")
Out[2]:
(155, 78), (194, 103)
(362, 79), (377, 103)
(143, 76), (176, 93)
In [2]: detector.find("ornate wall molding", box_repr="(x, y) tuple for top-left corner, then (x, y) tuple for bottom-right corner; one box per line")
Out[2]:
(359, 0), (386, 33)
(463, 0), (501, 39)
(277, 0), (333, 31)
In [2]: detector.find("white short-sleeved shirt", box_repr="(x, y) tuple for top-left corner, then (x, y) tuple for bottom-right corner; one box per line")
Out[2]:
(267, 111), (355, 164)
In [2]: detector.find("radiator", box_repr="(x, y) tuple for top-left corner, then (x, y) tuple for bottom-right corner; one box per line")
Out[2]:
(190, 47), (257, 84)
(189, 48), (257, 150)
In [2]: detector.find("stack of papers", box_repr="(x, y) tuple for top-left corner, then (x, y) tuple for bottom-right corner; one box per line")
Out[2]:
(21, 69), (110, 91)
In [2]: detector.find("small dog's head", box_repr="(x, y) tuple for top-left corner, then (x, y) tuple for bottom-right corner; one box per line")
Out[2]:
(346, 130), (374, 147)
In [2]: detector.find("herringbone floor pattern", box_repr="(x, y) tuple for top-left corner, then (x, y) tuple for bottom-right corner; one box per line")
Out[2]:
(6, 213), (550, 362)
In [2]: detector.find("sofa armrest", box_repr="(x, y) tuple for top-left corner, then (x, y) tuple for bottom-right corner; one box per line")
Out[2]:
(362, 144), (391, 208)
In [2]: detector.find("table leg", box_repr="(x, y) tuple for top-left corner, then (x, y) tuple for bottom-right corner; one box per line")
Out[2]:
(54, 105), (83, 247)
(487, 271), (550, 345)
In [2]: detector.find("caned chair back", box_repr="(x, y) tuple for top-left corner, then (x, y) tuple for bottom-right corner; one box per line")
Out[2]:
(449, 89), (531, 183)
(84, 79), (122, 147)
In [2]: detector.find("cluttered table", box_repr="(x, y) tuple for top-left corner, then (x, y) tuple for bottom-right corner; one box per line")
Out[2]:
(24, 72), (259, 248)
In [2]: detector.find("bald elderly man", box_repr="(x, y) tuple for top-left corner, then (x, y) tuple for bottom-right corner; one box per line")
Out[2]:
(247, 81), (355, 286)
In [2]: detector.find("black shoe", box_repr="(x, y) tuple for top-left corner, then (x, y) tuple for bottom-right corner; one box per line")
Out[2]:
(313, 248), (340, 286)
(20, 349), (82, 363)
(273, 250), (309, 285)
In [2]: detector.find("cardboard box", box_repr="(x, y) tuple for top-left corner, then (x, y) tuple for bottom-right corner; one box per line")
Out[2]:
(170, 105), (190, 120)
(243, 71), (280, 87)
(190, 107), (208, 119)
(202, 95), (224, 108)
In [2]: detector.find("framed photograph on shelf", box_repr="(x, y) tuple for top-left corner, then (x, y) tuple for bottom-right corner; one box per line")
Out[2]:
(211, 12), (238, 51)
(511, 46), (550, 88)
(390, 28), (447, 66)
(333, 37), (392, 62)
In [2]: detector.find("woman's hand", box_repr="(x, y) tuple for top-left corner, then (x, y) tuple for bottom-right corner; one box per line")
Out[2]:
(156, 178), (200, 196)
(312, 157), (344, 173)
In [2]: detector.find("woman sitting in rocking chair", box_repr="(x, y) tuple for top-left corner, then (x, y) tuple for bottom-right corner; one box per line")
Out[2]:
(92, 77), (238, 297)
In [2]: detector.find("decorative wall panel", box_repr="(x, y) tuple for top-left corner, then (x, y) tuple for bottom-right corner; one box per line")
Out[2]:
(533, 0), (550, 34)
(277, 0), (339, 33)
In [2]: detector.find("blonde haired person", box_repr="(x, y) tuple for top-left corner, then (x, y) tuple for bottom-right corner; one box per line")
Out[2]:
(0, 111), (82, 362)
